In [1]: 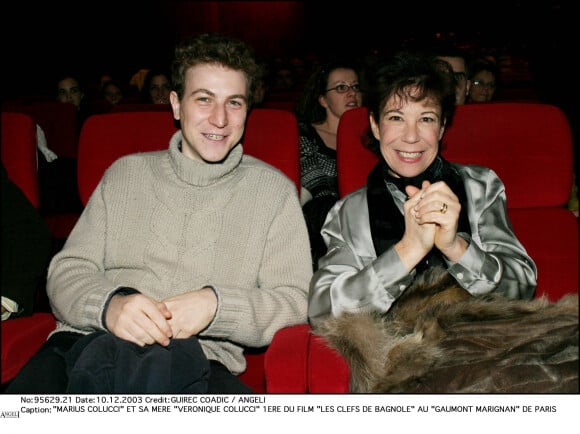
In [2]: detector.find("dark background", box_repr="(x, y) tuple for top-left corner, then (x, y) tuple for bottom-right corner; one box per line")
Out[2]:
(2, 1), (575, 100)
(2, 0), (577, 207)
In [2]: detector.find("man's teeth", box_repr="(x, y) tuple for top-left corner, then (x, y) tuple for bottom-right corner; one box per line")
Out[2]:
(206, 134), (224, 140)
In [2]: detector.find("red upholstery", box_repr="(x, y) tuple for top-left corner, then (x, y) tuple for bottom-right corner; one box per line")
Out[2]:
(265, 102), (578, 393)
(78, 109), (300, 203)
(443, 102), (578, 301)
(77, 111), (179, 204)
(2, 102), (84, 240)
(442, 102), (573, 208)
(307, 334), (350, 393)
(1, 112), (40, 207)
(3, 101), (79, 159)
(508, 208), (578, 301)
(244, 108), (301, 193)
(1, 313), (56, 384)
(336, 107), (378, 198)
(45, 109), (169, 240)
(264, 324), (310, 393)
(1, 112), (58, 385)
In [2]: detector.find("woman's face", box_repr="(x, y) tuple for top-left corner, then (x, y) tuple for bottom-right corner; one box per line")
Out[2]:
(469, 70), (496, 103)
(370, 90), (445, 178)
(149, 74), (171, 104)
(319, 68), (362, 120)
(57, 78), (83, 108)
(104, 83), (122, 105)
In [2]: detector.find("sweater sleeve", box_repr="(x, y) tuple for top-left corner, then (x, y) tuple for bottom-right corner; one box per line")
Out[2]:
(202, 184), (312, 348)
(47, 177), (122, 331)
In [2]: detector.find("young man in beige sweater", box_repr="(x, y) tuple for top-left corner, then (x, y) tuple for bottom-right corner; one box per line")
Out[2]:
(7, 33), (312, 394)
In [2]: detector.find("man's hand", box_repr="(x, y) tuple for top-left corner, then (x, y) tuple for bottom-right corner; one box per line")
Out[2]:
(163, 287), (218, 339)
(105, 293), (173, 347)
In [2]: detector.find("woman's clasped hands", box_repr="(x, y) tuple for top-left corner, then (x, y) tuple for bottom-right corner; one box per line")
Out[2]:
(400, 180), (467, 266)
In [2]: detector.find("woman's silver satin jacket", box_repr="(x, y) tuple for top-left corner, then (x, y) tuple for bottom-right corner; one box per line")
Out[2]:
(308, 163), (538, 327)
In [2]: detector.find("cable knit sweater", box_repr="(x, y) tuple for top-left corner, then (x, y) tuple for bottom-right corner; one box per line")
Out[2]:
(47, 131), (312, 375)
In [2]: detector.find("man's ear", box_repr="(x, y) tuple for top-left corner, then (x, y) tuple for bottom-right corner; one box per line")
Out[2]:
(170, 91), (181, 120)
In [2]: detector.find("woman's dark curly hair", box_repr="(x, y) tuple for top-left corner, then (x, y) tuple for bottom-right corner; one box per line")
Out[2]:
(364, 51), (457, 155)
(295, 57), (363, 124)
(171, 33), (262, 108)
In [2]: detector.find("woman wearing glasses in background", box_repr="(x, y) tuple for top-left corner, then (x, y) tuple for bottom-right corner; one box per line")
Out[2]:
(296, 58), (364, 270)
(467, 57), (499, 103)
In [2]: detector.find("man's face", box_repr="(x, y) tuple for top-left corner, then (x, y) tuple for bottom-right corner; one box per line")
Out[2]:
(437, 56), (469, 105)
(170, 64), (249, 163)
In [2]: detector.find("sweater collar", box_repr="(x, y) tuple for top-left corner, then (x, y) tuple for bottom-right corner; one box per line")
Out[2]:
(168, 130), (243, 187)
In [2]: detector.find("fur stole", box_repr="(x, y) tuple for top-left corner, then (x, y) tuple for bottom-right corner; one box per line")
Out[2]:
(314, 267), (579, 393)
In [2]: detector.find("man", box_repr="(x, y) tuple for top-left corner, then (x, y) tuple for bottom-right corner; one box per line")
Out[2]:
(433, 44), (471, 105)
(7, 33), (312, 394)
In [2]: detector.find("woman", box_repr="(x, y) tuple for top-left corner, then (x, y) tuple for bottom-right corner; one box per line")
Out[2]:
(466, 57), (499, 103)
(296, 58), (364, 269)
(308, 51), (537, 326)
(102, 80), (124, 106)
(140, 69), (172, 104)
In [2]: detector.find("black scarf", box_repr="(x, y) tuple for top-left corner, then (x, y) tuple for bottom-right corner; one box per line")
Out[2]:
(366, 155), (471, 272)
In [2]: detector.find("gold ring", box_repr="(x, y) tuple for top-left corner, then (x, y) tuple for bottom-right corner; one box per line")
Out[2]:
(440, 202), (448, 214)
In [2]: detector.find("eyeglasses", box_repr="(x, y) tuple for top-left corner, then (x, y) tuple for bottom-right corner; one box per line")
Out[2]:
(453, 72), (467, 81)
(471, 80), (496, 89)
(326, 83), (361, 94)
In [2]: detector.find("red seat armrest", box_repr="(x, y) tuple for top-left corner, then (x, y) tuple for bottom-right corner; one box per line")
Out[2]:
(265, 324), (311, 393)
(1, 312), (56, 384)
(308, 333), (350, 393)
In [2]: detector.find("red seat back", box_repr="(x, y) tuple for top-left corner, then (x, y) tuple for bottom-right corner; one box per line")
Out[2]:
(78, 108), (300, 205)
(336, 107), (378, 198)
(15, 101), (79, 159)
(442, 102), (573, 208)
(1, 111), (40, 207)
(442, 103), (577, 299)
(77, 111), (178, 205)
(243, 108), (300, 192)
